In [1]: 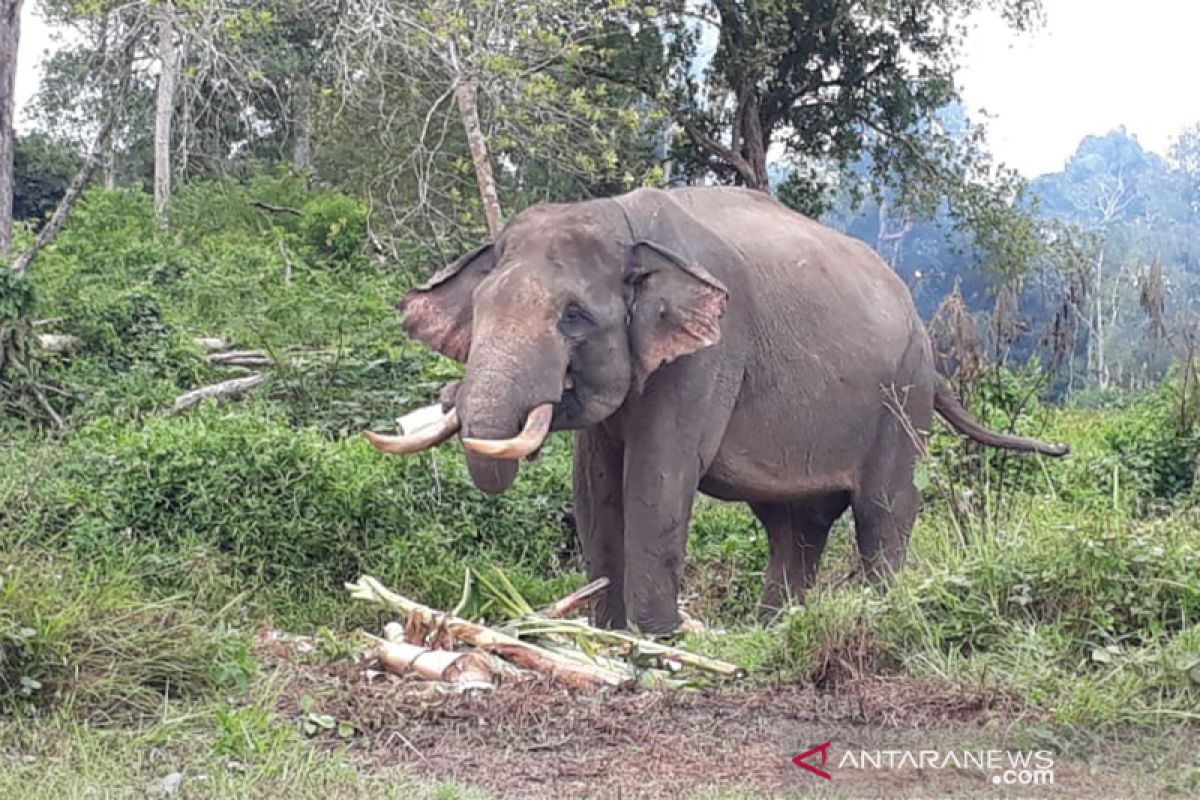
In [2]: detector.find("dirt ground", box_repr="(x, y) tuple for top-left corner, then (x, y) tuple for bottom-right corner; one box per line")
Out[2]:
(265, 636), (1198, 800)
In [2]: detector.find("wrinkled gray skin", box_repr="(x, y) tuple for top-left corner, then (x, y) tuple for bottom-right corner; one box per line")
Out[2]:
(401, 187), (1068, 633)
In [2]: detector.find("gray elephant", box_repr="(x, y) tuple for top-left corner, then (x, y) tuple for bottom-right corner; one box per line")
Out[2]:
(368, 187), (1068, 633)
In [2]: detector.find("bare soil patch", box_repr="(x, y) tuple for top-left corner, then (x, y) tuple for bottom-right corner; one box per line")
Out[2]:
(263, 635), (1195, 799)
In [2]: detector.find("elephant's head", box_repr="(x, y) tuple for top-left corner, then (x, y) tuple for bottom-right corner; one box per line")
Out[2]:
(367, 191), (730, 494)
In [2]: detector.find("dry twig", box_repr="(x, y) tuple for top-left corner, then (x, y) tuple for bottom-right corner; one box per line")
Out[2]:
(172, 374), (264, 413)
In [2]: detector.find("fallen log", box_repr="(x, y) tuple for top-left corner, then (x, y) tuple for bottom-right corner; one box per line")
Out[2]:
(249, 200), (303, 216)
(372, 637), (495, 687)
(193, 337), (229, 352)
(347, 576), (631, 691)
(208, 350), (274, 367)
(36, 334), (81, 354)
(172, 374), (264, 413)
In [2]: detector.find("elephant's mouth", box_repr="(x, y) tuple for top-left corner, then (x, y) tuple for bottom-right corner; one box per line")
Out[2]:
(554, 371), (583, 426)
(363, 370), (579, 494)
(461, 403), (555, 459)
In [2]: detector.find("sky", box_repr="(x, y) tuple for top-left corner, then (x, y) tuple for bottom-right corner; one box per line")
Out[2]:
(958, 0), (1197, 176)
(13, 1), (1200, 179)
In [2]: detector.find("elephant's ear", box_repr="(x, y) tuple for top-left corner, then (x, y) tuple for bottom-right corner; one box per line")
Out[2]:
(401, 244), (496, 362)
(625, 239), (729, 390)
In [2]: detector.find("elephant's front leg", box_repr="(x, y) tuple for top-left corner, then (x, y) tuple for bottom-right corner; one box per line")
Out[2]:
(573, 427), (627, 628)
(622, 449), (701, 634)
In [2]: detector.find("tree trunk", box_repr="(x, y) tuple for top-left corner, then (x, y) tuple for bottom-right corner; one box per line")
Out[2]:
(153, 0), (178, 227)
(102, 142), (116, 189)
(679, 84), (771, 192)
(9, 109), (119, 278)
(734, 87), (769, 191)
(291, 78), (312, 173)
(1092, 249), (1108, 390)
(875, 197), (913, 269)
(0, 0), (23, 257)
(453, 79), (503, 239)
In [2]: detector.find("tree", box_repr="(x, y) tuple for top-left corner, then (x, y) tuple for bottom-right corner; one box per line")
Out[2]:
(580, 0), (1049, 290)
(324, 0), (660, 243)
(34, 0), (300, 203)
(153, 0), (178, 225)
(1028, 130), (1191, 389)
(32, 2), (153, 189)
(13, 133), (83, 222)
(1171, 122), (1200, 214)
(0, 0), (22, 256)
(636, 1), (1039, 202)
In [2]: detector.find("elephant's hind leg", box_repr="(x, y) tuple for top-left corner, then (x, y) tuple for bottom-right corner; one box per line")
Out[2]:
(752, 495), (849, 622)
(851, 475), (920, 584)
(851, 388), (927, 584)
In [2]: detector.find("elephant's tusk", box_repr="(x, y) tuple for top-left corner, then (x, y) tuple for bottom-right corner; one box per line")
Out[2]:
(364, 408), (461, 455)
(461, 403), (555, 460)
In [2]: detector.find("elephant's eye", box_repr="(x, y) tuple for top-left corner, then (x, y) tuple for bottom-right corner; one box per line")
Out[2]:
(559, 302), (594, 337)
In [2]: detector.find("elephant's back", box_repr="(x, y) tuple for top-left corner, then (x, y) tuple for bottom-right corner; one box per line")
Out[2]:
(668, 186), (926, 365)
(669, 187), (934, 499)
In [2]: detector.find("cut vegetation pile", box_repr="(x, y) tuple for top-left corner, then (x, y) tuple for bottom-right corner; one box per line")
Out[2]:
(346, 571), (744, 694)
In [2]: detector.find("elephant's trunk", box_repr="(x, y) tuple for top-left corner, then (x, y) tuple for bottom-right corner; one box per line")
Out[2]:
(454, 331), (567, 495)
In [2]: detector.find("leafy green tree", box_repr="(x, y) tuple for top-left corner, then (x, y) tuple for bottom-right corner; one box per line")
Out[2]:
(646, 1), (1039, 198)
(321, 0), (662, 244)
(13, 134), (83, 223)
(585, 0), (1049, 286)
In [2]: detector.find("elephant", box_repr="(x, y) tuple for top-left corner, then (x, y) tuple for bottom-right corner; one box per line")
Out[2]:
(367, 186), (1069, 634)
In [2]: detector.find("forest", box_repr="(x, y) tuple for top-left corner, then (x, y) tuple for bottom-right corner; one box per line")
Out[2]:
(1, 1), (1199, 798)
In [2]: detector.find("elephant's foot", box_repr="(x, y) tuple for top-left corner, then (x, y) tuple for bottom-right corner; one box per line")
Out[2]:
(678, 609), (707, 634)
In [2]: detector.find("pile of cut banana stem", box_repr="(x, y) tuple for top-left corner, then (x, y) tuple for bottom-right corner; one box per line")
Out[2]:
(346, 574), (745, 691)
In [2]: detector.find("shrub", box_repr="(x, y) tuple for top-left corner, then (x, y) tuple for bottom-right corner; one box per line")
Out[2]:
(0, 549), (252, 723)
(926, 364), (1063, 511)
(299, 193), (369, 265)
(7, 407), (577, 627)
(1102, 378), (1200, 506)
(887, 504), (1200, 655)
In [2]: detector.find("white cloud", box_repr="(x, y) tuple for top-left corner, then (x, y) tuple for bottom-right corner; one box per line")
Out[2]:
(959, 0), (1200, 177)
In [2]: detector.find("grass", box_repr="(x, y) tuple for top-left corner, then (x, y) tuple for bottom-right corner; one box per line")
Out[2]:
(0, 706), (493, 800)
(4, 399), (1198, 795)
(4, 397), (1198, 783)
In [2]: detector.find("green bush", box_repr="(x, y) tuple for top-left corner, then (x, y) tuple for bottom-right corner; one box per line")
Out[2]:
(890, 510), (1200, 655)
(16, 182), (416, 426)
(0, 549), (252, 723)
(1102, 378), (1200, 505)
(171, 171), (313, 243)
(298, 193), (369, 265)
(4, 406), (577, 627)
(926, 364), (1062, 509)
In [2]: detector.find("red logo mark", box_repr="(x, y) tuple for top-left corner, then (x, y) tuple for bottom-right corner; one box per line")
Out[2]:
(792, 741), (833, 780)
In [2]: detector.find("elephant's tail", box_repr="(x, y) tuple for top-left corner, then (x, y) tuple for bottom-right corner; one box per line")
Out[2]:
(933, 378), (1070, 457)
